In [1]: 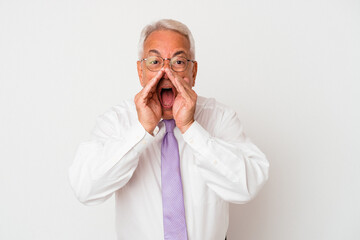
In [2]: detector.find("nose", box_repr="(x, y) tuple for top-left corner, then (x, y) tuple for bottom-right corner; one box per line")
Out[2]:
(162, 58), (171, 79)
(162, 71), (169, 79)
(163, 58), (171, 69)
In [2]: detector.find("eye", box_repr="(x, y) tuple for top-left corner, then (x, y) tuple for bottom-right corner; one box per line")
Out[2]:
(146, 56), (162, 66)
(149, 60), (159, 65)
(172, 58), (186, 66)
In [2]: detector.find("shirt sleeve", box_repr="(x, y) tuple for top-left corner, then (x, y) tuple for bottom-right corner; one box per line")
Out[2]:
(182, 107), (269, 204)
(68, 107), (157, 206)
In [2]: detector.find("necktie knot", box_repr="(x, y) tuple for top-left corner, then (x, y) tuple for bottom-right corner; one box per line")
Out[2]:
(164, 119), (176, 133)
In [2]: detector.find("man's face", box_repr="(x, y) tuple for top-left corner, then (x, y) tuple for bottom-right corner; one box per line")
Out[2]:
(137, 30), (197, 119)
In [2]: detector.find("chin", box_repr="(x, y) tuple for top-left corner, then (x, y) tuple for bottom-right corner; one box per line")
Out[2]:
(162, 109), (173, 120)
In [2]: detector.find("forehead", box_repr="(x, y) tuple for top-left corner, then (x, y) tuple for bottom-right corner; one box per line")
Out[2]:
(143, 30), (190, 57)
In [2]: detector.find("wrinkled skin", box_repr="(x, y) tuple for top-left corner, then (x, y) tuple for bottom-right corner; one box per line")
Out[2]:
(135, 30), (198, 134)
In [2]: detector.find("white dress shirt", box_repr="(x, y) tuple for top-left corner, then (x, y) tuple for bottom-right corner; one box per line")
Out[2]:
(69, 96), (269, 240)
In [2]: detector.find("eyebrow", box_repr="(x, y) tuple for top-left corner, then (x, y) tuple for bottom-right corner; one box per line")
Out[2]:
(172, 51), (187, 57)
(148, 49), (161, 55)
(147, 49), (188, 58)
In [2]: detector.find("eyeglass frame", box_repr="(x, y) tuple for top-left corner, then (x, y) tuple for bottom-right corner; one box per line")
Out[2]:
(140, 56), (196, 72)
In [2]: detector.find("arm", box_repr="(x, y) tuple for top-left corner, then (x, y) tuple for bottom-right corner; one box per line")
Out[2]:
(183, 107), (269, 204)
(165, 68), (269, 203)
(68, 107), (155, 206)
(69, 69), (164, 206)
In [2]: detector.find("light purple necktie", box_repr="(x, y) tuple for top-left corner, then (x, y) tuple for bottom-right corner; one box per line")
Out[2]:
(161, 119), (188, 240)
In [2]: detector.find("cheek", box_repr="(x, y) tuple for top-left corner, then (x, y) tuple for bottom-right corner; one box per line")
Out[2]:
(183, 72), (194, 85)
(184, 78), (192, 85)
(142, 71), (156, 86)
(186, 66), (196, 82)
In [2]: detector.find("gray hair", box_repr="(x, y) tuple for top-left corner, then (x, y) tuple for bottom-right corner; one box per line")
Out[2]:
(138, 19), (195, 60)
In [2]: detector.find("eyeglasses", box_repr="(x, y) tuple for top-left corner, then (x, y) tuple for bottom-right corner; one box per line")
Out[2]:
(140, 56), (195, 72)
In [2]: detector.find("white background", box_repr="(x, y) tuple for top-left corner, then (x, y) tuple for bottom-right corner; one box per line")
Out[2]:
(1, 0), (359, 239)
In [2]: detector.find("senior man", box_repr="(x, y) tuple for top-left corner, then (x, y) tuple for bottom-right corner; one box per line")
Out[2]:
(69, 19), (269, 240)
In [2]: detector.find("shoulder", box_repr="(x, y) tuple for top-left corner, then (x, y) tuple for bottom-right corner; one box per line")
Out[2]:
(90, 99), (139, 140)
(101, 98), (135, 115)
(195, 96), (236, 118)
(95, 99), (138, 129)
(195, 96), (238, 134)
(110, 99), (137, 117)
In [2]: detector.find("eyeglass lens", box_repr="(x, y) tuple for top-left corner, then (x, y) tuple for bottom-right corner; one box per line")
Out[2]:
(145, 56), (188, 72)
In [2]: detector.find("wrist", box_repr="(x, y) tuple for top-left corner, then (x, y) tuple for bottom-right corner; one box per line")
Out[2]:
(138, 120), (156, 136)
(178, 119), (194, 134)
(144, 125), (156, 135)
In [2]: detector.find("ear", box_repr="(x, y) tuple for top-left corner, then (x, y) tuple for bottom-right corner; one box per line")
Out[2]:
(191, 61), (198, 87)
(137, 61), (145, 87)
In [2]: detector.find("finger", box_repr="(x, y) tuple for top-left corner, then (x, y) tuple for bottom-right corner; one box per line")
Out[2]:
(151, 90), (160, 104)
(141, 69), (165, 97)
(168, 68), (192, 87)
(176, 83), (197, 104)
(164, 68), (179, 90)
(148, 93), (160, 110)
(144, 69), (165, 91)
(164, 68), (188, 95)
(167, 71), (192, 100)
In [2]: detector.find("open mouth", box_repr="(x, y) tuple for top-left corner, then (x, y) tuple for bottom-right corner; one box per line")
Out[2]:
(159, 87), (175, 109)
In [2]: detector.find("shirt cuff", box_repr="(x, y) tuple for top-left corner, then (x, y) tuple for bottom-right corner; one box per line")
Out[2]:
(182, 120), (212, 152)
(94, 120), (157, 176)
(182, 120), (238, 182)
(130, 120), (158, 154)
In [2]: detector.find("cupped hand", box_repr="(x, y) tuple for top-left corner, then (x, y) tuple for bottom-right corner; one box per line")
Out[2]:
(134, 69), (164, 134)
(165, 68), (197, 134)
